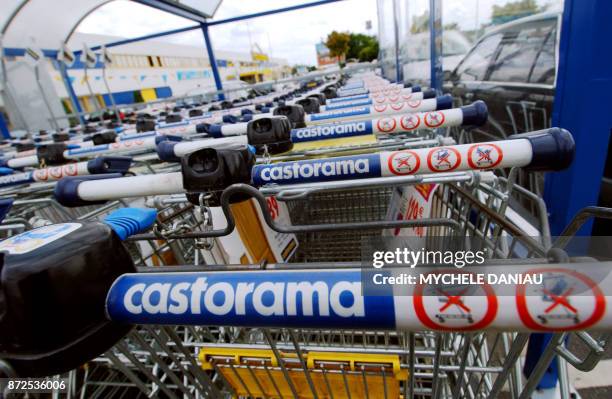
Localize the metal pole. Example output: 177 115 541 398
429 0 443 93
0 111 10 138
544 0 612 234
101 65 121 121
392 0 401 83
57 60 85 125
200 22 225 101
83 64 101 113
33 62 60 131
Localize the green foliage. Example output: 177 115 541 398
325 31 379 62
347 34 374 59
325 31 351 58
358 43 379 62
492 0 539 18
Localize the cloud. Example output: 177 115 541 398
76 0 379 65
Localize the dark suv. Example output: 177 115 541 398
446 12 560 141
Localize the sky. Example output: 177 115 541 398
76 0 562 66
76 0 379 66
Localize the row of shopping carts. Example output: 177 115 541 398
0 70 610 399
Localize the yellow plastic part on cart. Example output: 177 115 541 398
199 347 408 399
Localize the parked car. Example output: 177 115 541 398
402 30 472 86
445 12 561 141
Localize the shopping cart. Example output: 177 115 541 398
1 76 609 399
51 172 611 399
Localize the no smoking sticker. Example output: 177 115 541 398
388 150 420 175
414 270 498 331
516 268 606 331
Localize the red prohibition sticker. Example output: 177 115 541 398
408 100 422 108
414 270 498 331
49 166 63 179
374 104 387 113
390 102 405 111
34 169 48 181
374 96 386 104
427 147 461 172
516 268 606 331
64 164 78 176
467 143 503 169
388 96 400 103
387 150 420 175
424 111 446 128
400 114 421 131
377 117 397 133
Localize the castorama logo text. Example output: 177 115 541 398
251 154 381 185
291 121 372 143
106 271 396 329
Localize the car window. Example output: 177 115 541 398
529 24 556 85
454 33 503 81
487 19 556 83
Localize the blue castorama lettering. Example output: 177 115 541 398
291 121 372 143
156 120 189 129
251 154 381 186
328 94 369 104
67 144 110 156
106 271 396 328
0 171 34 187
325 99 372 110
119 132 156 141
309 106 371 121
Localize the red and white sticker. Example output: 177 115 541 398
374 104 388 113
388 150 420 175
427 147 461 172
390 102 405 111
467 143 503 169
408 100 422 108
377 117 397 133
401 93 413 101
374 96 386 104
414 270 498 331
400 114 421 131
34 164 78 181
516 268 606 331
424 111 446 128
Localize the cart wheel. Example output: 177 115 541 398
468 317 474 324
436 315 445 323
537 316 547 324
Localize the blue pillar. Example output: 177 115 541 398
200 22 225 101
0 112 10 138
429 0 443 93
544 0 612 235
57 60 85 125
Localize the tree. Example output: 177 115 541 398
492 0 538 20
347 33 379 62
325 31 351 59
